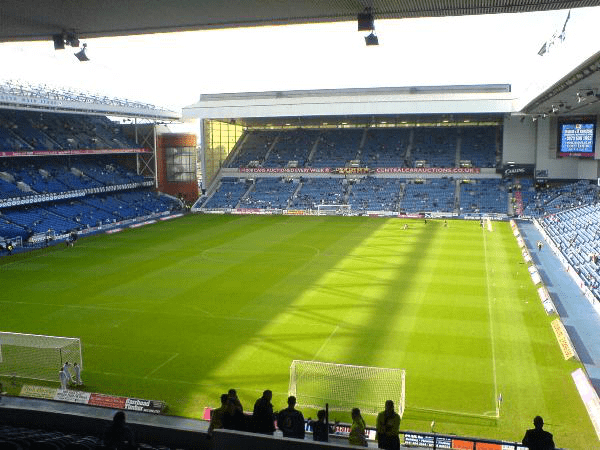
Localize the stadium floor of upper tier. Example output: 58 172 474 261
518 221 600 394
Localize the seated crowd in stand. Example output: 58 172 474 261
0 155 181 249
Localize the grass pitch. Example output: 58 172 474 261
1 214 596 447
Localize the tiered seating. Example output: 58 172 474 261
311 129 363 168
2 206 79 236
263 129 319 168
0 110 138 152
226 130 278 167
203 178 249 209
542 204 600 298
238 178 297 209
460 127 497 168
291 178 346 209
460 179 508 214
348 177 403 212
0 423 103 450
400 178 456 213
522 180 599 217
412 128 457 167
360 128 410 167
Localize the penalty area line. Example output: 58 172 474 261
145 353 179 379
312 325 339 361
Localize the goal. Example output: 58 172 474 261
0 332 82 382
316 204 351 216
289 360 406 417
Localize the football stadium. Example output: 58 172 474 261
2 1 600 449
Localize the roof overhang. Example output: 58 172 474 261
183 85 516 123
2 1 600 42
520 50 600 117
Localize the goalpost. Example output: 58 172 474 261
316 204 351 216
289 360 406 417
0 332 82 382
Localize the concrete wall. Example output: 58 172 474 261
503 114 600 180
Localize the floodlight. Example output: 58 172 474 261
551 105 559 113
537 42 547 56
358 8 374 31
74 43 90 62
365 32 379 46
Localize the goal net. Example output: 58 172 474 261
289 360 406 417
0 332 82 382
316 204 351 216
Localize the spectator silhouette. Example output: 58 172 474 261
102 411 136 450
208 393 228 437
227 388 243 413
309 409 333 442
222 398 246 432
522 416 555 449
277 395 305 439
376 400 400 449
252 389 276 435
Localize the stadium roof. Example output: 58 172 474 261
521 50 600 118
2 0 600 42
183 84 515 124
0 80 180 120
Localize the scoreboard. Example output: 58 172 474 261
558 119 596 158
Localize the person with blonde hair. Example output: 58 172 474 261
348 407 367 447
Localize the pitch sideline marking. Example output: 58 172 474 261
312 325 339 361
482 226 500 417
145 353 180 379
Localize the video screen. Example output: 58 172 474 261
558 120 596 158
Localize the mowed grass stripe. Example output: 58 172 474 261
1 215 597 447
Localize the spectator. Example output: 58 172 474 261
103 411 136 450
376 400 400 449
348 407 367 447
252 389 276 435
228 388 243 413
208 393 228 437
222 398 246 432
522 416 555 449
309 409 333 442
277 395 305 439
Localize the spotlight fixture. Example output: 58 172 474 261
74 43 90 62
365 31 379 46
551 105 559 113
357 8 374 31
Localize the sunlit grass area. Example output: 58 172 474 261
0 214 595 447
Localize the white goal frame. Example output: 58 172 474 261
0 331 82 382
289 360 406 417
316 204 351 216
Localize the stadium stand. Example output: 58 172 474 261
459 126 498 168
348 177 403 212
0 110 138 151
411 128 457 168
226 130 279 168
521 180 600 217
360 128 410 168
311 129 363 168
400 178 456 214
238 177 298 209
263 129 319 168
459 179 509 215
202 178 250 209
291 178 346 209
